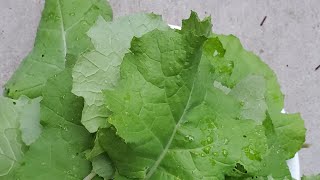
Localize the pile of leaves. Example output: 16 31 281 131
0 0 306 179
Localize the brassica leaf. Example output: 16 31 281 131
0 96 41 178
1 1 306 178
98 13 305 179
212 33 306 178
14 57 94 179
100 18 246 179
14 127 92 180
72 13 168 132
5 0 112 99
91 154 114 179
15 96 42 146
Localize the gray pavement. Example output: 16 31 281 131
0 0 319 175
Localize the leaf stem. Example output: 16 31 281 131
83 171 96 180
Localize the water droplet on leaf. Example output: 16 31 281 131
81 20 88 25
222 149 228 157
223 138 229 145
227 61 234 68
263 163 266 167
54 15 60 21
240 101 245 107
203 146 211 154
46 12 55 21
185 135 194 142
208 122 216 129
213 50 219 57
242 145 261 161
64 170 72 175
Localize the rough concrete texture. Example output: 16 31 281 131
0 0 319 175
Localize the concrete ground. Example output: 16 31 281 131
0 0 319 176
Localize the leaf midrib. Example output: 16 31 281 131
56 0 67 57
145 61 200 179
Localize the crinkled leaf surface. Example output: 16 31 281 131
5 0 112 99
256 112 305 179
72 13 168 132
211 33 306 178
99 13 305 179
14 58 93 179
180 11 212 37
100 22 260 179
211 34 283 115
0 96 41 178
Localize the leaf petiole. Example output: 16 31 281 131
83 171 96 180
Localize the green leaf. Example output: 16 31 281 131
15 58 93 179
256 112 305 179
40 56 84 128
99 13 305 179
72 13 168 132
211 34 284 115
229 75 267 123
0 96 41 178
5 0 112 99
84 135 115 179
181 11 212 37
91 154 114 179
211 33 306 178
85 137 105 160
15 127 92 180
0 97 24 178
100 23 264 178
267 113 305 159
15 96 42 146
